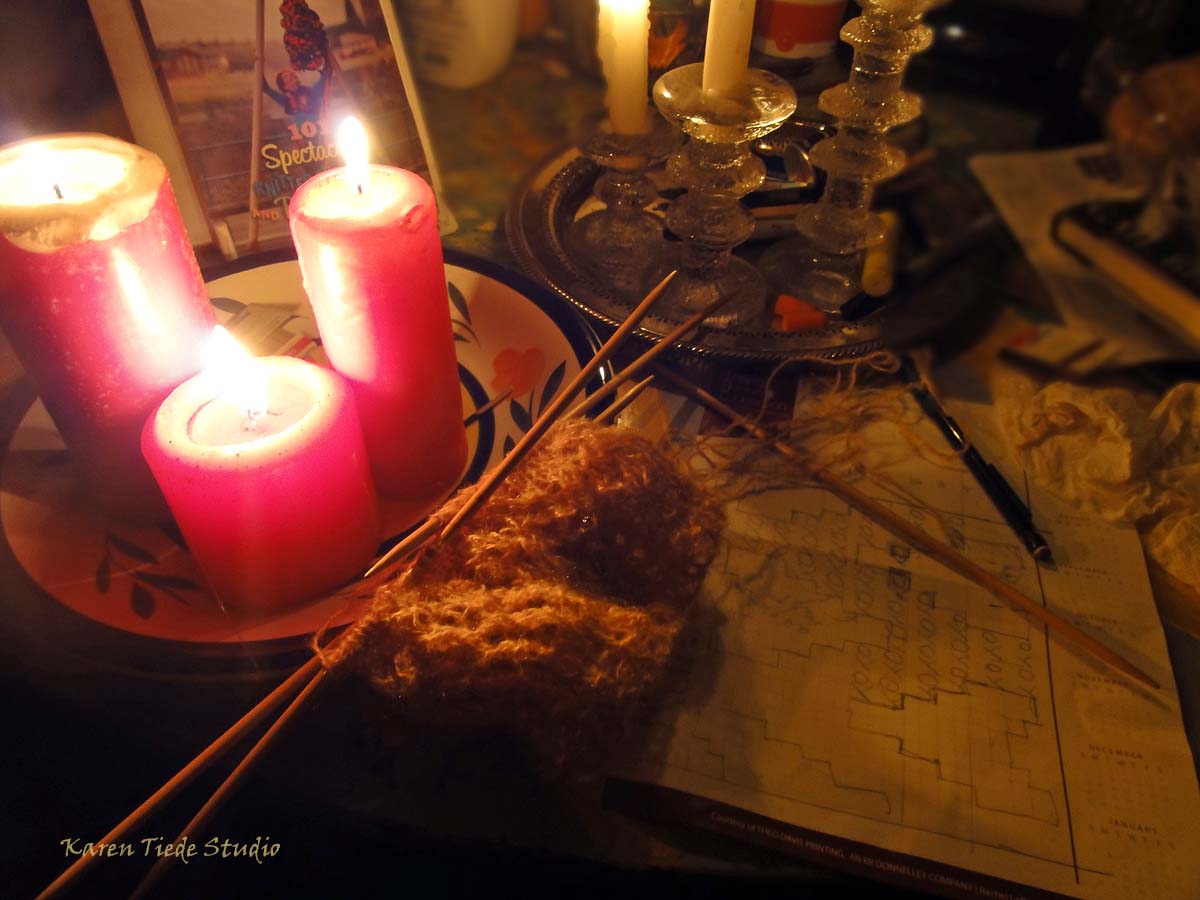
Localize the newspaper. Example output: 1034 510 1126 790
971 143 1193 368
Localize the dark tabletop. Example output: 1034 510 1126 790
5 10 1200 900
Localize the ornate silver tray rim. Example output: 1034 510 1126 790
505 145 968 363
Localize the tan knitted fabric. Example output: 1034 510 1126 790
324 419 725 762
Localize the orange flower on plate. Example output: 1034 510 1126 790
490 347 546 396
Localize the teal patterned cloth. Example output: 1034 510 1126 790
425 48 604 264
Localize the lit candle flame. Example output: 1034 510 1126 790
204 326 268 428
338 116 369 195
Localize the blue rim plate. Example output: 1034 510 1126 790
0 250 603 676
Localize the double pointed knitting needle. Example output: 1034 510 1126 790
39 282 745 897
365 285 736 580
128 280 742 895
463 388 513 426
33 643 336 900
566 292 733 421
657 367 1160 692
118 278 729 894
431 272 698 547
126 671 329 900
364 270 679 579
594 375 655 425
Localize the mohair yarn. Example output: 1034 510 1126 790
324 419 724 762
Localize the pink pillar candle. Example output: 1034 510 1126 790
142 355 380 616
0 134 215 519
289 164 467 502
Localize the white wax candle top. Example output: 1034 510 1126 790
188 379 312 449
0 133 165 251
294 165 428 223
0 148 128 206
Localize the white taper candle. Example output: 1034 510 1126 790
702 0 757 96
598 0 651 134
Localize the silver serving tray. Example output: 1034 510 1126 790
506 145 973 363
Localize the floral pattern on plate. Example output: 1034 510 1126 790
0 252 597 648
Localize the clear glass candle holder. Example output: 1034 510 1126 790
566 113 679 299
759 0 940 316
651 63 797 329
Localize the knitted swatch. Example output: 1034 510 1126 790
325 418 724 763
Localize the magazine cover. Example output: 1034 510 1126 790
128 0 451 256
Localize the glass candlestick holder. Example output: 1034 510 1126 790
759 0 940 316
566 113 679 299
650 63 797 328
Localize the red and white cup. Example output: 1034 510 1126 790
753 0 848 60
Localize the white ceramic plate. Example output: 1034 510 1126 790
0 251 599 664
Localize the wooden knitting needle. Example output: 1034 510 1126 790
463 387 513 426
38 280 736 898
364 269 678 578
127 671 329 900
566 293 733 421
119 373 673 894
33 648 332 900
362 514 443 581
432 271 691 547
365 281 740 581
657 367 1160 692
134 369 662 893
115 287 740 894
595 375 655 425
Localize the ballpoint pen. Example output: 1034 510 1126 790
900 356 1055 565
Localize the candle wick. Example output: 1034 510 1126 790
356 182 363 196
244 405 267 430
52 183 63 201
